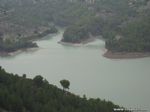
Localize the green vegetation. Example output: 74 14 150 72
63 0 136 43
48 26 58 34
31 26 58 40
106 12 150 52
0 66 120 112
62 0 150 53
60 79 70 91
0 0 150 53
0 0 89 52
0 0 92 28
0 25 58 53
62 16 102 43
0 38 37 52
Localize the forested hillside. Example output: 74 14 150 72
0 0 150 53
62 0 150 53
106 2 150 52
0 66 119 112
0 0 91 53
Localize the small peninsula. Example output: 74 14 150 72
0 26 58 56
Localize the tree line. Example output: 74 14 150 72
62 0 150 53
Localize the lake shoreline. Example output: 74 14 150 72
0 47 39 57
103 50 150 59
59 38 150 59
58 37 96 46
0 29 59 57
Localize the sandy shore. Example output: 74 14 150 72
103 50 150 59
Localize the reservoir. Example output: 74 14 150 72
0 31 150 111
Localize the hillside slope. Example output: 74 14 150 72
62 0 150 53
0 0 150 54
0 66 119 112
